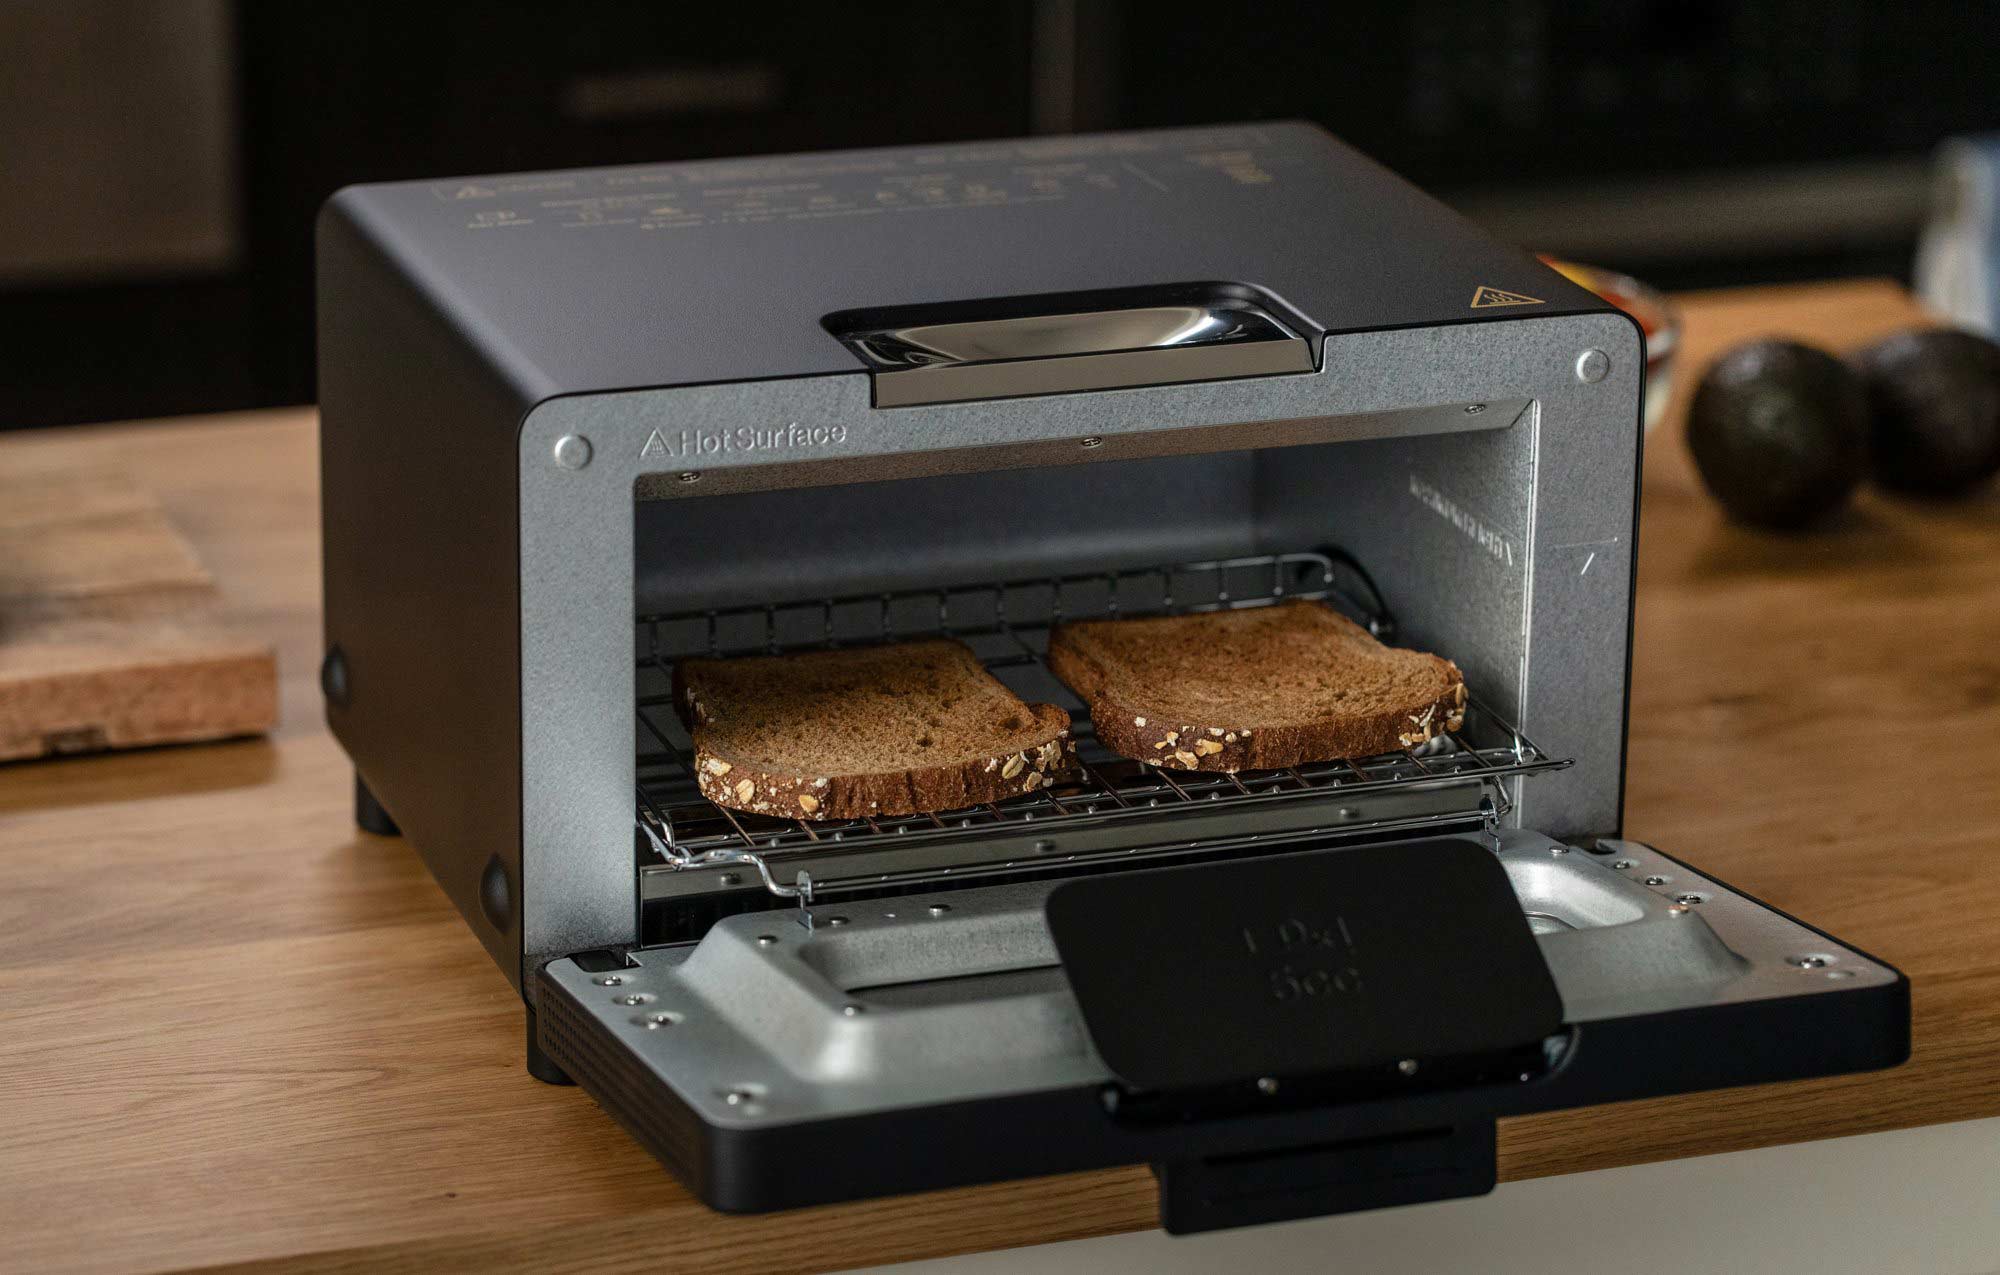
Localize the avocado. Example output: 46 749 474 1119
1854 327 2000 496
1686 339 1869 529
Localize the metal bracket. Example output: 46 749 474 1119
637 808 815 909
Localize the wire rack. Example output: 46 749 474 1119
634 550 1568 898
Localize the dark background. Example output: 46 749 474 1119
4 0 1996 430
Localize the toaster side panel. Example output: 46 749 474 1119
317 193 538 991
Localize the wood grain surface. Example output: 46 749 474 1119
1 282 1996 1275
0 459 276 760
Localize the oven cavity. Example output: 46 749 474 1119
634 547 1570 942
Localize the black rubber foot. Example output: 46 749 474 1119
354 772 401 836
526 1006 574 1085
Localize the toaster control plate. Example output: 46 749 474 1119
1046 840 1563 1098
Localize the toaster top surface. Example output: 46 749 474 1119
320 121 1611 399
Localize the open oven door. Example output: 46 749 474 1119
535 831 1908 1233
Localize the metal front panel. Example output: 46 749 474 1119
516 310 1641 967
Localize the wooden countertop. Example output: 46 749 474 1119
3 280 1995 1274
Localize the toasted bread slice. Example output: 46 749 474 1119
1047 600 1466 772
673 639 1075 820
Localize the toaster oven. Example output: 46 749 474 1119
317 122 1908 1234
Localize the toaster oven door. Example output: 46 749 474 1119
535 828 1907 1234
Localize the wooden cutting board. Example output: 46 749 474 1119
0 458 277 761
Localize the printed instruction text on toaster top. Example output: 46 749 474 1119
640 422 849 460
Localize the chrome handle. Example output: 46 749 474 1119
831 291 1315 407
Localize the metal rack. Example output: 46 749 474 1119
634 550 1569 901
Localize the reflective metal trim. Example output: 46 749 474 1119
839 300 1314 407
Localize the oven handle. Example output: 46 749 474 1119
825 281 1317 408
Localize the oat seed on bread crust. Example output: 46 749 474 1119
1046 600 1466 772
673 639 1076 820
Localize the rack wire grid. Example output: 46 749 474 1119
634 550 1568 888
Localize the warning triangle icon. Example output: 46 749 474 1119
1470 285 1544 309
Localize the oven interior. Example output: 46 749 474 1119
630 430 1549 943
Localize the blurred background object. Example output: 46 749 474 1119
1915 134 2000 336
3 0 1999 429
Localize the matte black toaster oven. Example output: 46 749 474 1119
317 122 1908 1234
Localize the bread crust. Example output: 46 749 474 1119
673 642 1076 821
1047 601 1466 773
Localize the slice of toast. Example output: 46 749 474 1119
1047 600 1466 772
673 639 1075 820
